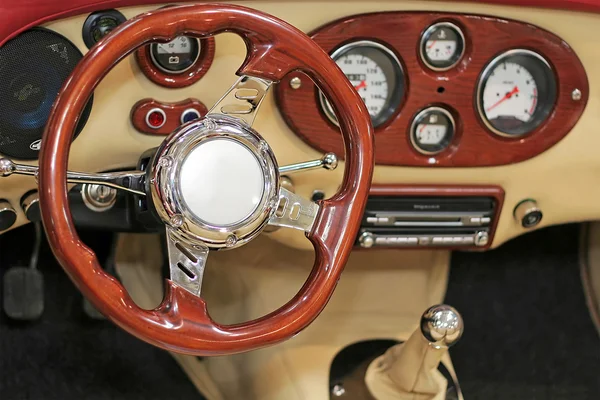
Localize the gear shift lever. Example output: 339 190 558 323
365 305 464 400
420 304 463 347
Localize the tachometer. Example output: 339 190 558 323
319 40 405 128
150 36 201 74
477 49 556 137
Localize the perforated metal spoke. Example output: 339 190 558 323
206 75 272 127
267 187 320 232
166 227 209 297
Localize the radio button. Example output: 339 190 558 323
366 217 378 223
375 237 388 245
407 237 419 245
442 237 453 243
378 217 390 224
432 237 443 244
463 236 474 244
481 217 491 224
419 237 431 245
470 217 481 224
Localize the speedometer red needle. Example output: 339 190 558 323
486 86 519 112
354 80 367 90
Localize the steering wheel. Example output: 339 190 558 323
39 4 374 356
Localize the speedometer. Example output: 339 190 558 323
319 40 405 128
477 49 557 137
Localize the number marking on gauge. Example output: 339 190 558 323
319 40 405 128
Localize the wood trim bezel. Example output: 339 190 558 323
130 98 208 135
135 37 215 88
275 12 589 167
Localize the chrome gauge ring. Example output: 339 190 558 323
148 115 280 249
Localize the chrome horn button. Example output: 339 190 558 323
149 115 279 249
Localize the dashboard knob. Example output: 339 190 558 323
0 200 17 231
514 199 542 228
21 191 41 222
474 231 489 247
359 232 375 248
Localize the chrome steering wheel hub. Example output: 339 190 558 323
149 115 280 249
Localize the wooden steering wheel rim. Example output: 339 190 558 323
39 4 374 356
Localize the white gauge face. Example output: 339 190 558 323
319 41 404 128
334 53 388 117
482 62 538 124
415 123 447 145
420 23 465 70
156 36 194 54
425 40 458 62
410 107 455 155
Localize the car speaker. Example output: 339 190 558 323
0 28 93 160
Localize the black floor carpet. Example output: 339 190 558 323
0 225 202 400
446 224 600 400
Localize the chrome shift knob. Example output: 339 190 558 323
420 304 463 347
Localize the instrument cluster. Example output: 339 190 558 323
275 12 588 167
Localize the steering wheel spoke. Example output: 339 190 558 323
206 75 272 127
268 187 320 232
166 227 209 297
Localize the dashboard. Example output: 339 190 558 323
0 0 599 252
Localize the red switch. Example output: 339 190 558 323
146 108 166 129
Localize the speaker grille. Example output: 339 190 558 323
0 29 93 159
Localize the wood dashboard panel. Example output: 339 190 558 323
275 12 589 167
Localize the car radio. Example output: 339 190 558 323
356 186 503 249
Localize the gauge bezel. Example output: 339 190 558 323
476 49 557 138
149 36 202 75
409 106 456 155
318 40 405 128
419 22 466 72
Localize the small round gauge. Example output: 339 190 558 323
319 40 405 128
410 107 455 155
82 10 127 49
420 22 465 71
477 49 557 137
150 36 201 74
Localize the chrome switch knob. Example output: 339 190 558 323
359 232 375 248
21 191 41 222
420 304 464 347
0 200 17 231
514 199 542 228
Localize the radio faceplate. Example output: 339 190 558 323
357 186 504 250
